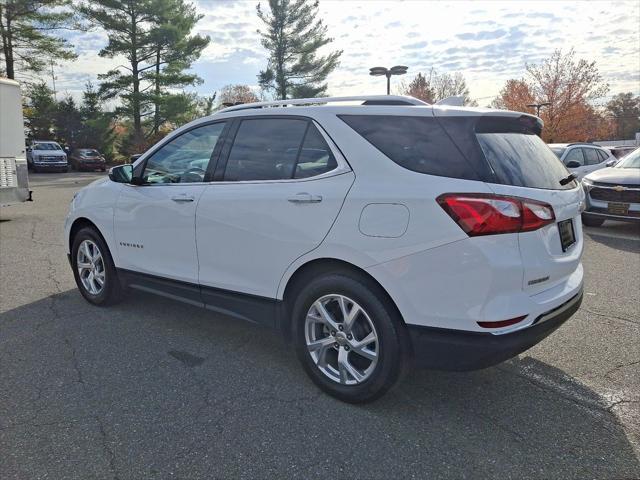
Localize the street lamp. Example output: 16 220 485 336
527 102 551 117
369 65 408 95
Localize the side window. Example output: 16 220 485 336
143 122 225 184
584 148 600 166
223 118 308 181
564 148 584 166
339 115 478 180
596 149 609 162
294 125 338 179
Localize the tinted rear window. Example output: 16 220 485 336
339 115 481 180
476 133 574 190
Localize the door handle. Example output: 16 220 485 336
287 192 322 204
171 194 195 203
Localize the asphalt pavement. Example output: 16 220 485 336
1 172 639 479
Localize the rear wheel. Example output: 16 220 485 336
582 214 605 227
292 273 408 403
71 227 124 306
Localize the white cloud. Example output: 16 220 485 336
31 0 640 103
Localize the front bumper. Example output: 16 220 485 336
407 289 583 371
34 162 67 170
78 161 106 168
583 208 640 223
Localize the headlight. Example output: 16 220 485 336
582 178 594 191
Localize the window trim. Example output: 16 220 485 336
212 114 350 184
132 120 231 186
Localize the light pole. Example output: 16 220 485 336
527 102 551 117
369 65 408 95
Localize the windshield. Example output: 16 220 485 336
616 148 640 168
550 147 566 158
33 143 61 151
80 149 99 156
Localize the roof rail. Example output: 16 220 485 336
219 95 428 113
567 142 594 147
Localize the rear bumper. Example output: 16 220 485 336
407 289 583 371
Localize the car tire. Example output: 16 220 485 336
291 272 409 403
582 214 605 227
71 227 124 306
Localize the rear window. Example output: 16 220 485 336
470 115 575 190
476 133 575 190
339 115 481 180
550 147 565 158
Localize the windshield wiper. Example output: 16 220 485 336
559 173 577 186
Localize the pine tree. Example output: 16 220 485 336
23 82 57 140
0 0 80 79
78 82 117 159
146 0 209 134
80 0 208 141
257 0 342 99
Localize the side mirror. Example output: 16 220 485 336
606 159 617 167
108 164 134 183
566 160 581 168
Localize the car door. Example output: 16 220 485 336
563 147 589 179
196 116 355 306
114 121 227 289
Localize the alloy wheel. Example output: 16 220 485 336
77 239 105 295
304 294 379 385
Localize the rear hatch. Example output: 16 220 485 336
435 112 584 295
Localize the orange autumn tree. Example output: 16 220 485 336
493 50 612 142
492 79 535 113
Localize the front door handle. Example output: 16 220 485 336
171 194 195 203
287 192 323 204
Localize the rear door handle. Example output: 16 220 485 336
287 192 322 204
171 194 195 203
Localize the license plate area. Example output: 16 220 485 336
558 219 576 252
608 202 630 215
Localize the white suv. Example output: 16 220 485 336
65 95 585 402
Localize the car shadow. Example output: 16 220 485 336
1 289 638 479
584 228 640 254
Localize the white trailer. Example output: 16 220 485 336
0 78 31 207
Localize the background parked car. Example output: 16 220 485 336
582 148 640 227
26 140 68 172
549 143 617 180
70 148 107 171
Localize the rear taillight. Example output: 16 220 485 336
437 193 555 236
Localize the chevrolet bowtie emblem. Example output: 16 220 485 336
613 185 626 192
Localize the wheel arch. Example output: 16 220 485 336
68 217 109 254
278 257 406 340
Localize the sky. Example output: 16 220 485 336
50 0 640 106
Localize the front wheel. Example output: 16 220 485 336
71 227 124 306
291 273 408 403
582 214 605 227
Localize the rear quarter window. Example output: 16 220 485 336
339 115 482 181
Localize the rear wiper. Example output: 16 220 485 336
559 173 577 186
